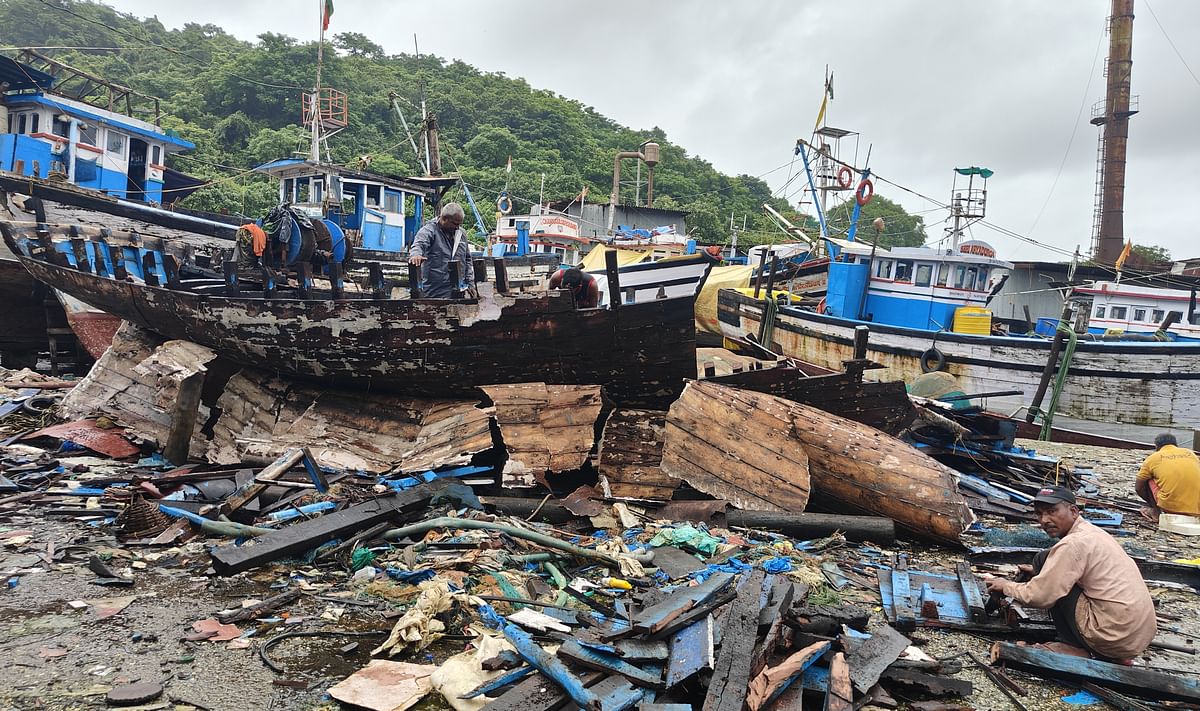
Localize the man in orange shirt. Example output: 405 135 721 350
984 486 1155 663
1136 433 1200 522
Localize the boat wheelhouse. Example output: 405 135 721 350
1075 280 1200 340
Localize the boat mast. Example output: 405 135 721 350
1091 0 1137 266
310 0 325 164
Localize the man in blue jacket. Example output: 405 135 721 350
408 203 472 298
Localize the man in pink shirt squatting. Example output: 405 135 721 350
983 485 1156 663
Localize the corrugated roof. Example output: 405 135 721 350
0 56 54 91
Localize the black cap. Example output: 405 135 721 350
1032 485 1076 506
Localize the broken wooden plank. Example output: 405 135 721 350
991 641 1200 703
1079 682 1155 711
752 576 797 677
825 652 852 711
846 625 910 693
890 557 916 632
222 448 306 514
664 616 714 688
745 640 831 711
956 562 986 623
702 569 767 711
650 545 706 580
596 409 675 500
633 572 734 636
662 383 811 512
557 640 664 690
210 481 447 576
479 671 604 711
614 639 668 661
483 383 603 487
880 668 972 698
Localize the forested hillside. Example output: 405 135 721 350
2 0 926 246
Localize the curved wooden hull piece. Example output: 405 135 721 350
666 380 972 545
718 289 1200 429
662 381 811 512
5 230 696 408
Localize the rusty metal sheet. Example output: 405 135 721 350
27 419 140 458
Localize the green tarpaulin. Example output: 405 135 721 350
954 166 994 178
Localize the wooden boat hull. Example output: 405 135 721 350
2 223 697 407
0 257 50 364
719 289 1200 430
664 380 972 544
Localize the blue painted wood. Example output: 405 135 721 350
664 615 713 687
994 642 1200 703
633 572 734 635
759 641 831 709
890 562 915 631
557 639 664 690
480 606 600 710
459 665 535 699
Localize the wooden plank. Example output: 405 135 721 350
891 557 915 632
557 640 664 689
991 641 1200 703
162 371 204 465
222 448 305 514
825 652 852 711
752 575 796 677
956 562 986 623
664 615 714 688
634 572 734 636
880 668 972 697
702 569 767 711
209 481 446 576
662 383 811 512
846 625 910 693
597 409 675 501
480 671 605 711
614 639 668 661
483 382 603 487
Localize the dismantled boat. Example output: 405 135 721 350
0 221 699 408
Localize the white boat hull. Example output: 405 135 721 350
718 290 1200 429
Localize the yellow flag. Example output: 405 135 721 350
813 94 828 133
1115 240 1133 271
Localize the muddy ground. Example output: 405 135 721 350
0 439 1196 711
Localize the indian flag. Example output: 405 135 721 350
322 0 334 31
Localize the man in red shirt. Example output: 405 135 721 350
548 267 600 308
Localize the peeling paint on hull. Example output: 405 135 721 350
16 255 697 408
718 289 1200 429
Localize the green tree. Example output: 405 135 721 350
1131 244 1171 263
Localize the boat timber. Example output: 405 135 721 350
664 380 973 545
718 289 1200 430
1 222 698 407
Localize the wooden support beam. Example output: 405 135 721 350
162 371 204 466
223 260 239 295
221 448 306 514
107 242 128 280
329 262 344 300
69 236 92 272
473 257 488 283
210 481 447 576
957 562 985 623
493 257 509 293
408 261 423 298
368 262 386 299
991 641 1200 704
702 569 767 711
162 253 182 289
141 252 160 286
604 248 621 310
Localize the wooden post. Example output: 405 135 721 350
473 257 488 283
105 242 127 281
368 262 386 299
1026 301 1073 423
69 236 92 273
162 254 182 289
604 249 621 310
853 325 870 360
449 261 462 299
752 249 768 298
493 258 509 293
162 371 204 466
1022 305 1034 334
763 255 779 295
141 252 160 287
408 262 423 298
223 260 239 295
329 262 344 299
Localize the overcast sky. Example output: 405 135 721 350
99 0 1200 262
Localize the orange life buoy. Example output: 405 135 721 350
856 178 874 206
837 166 854 189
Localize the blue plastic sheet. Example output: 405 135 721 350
761 557 793 574
1061 690 1102 705
385 568 437 585
690 557 751 582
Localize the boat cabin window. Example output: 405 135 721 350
282 178 295 202
384 190 401 213
914 263 933 287
875 259 893 279
365 185 381 207
1133 308 1147 322
29 113 39 134
1110 306 1128 320
976 267 990 290
106 131 125 157
297 179 310 203
52 117 70 138
965 267 978 291
954 265 967 289
1152 309 1165 323
313 178 325 204
16 113 26 134
935 264 949 287
78 124 97 146
151 145 161 164
894 260 913 283
1094 306 1106 319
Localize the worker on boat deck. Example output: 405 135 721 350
1135 433 1200 523
548 266 599 308
982 486 1155 663
408 203 473 298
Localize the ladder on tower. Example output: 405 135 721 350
1089 128 1106 258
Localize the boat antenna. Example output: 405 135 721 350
415 34 432 176
310 0 326 163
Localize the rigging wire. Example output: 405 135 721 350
1143 0 1200 92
